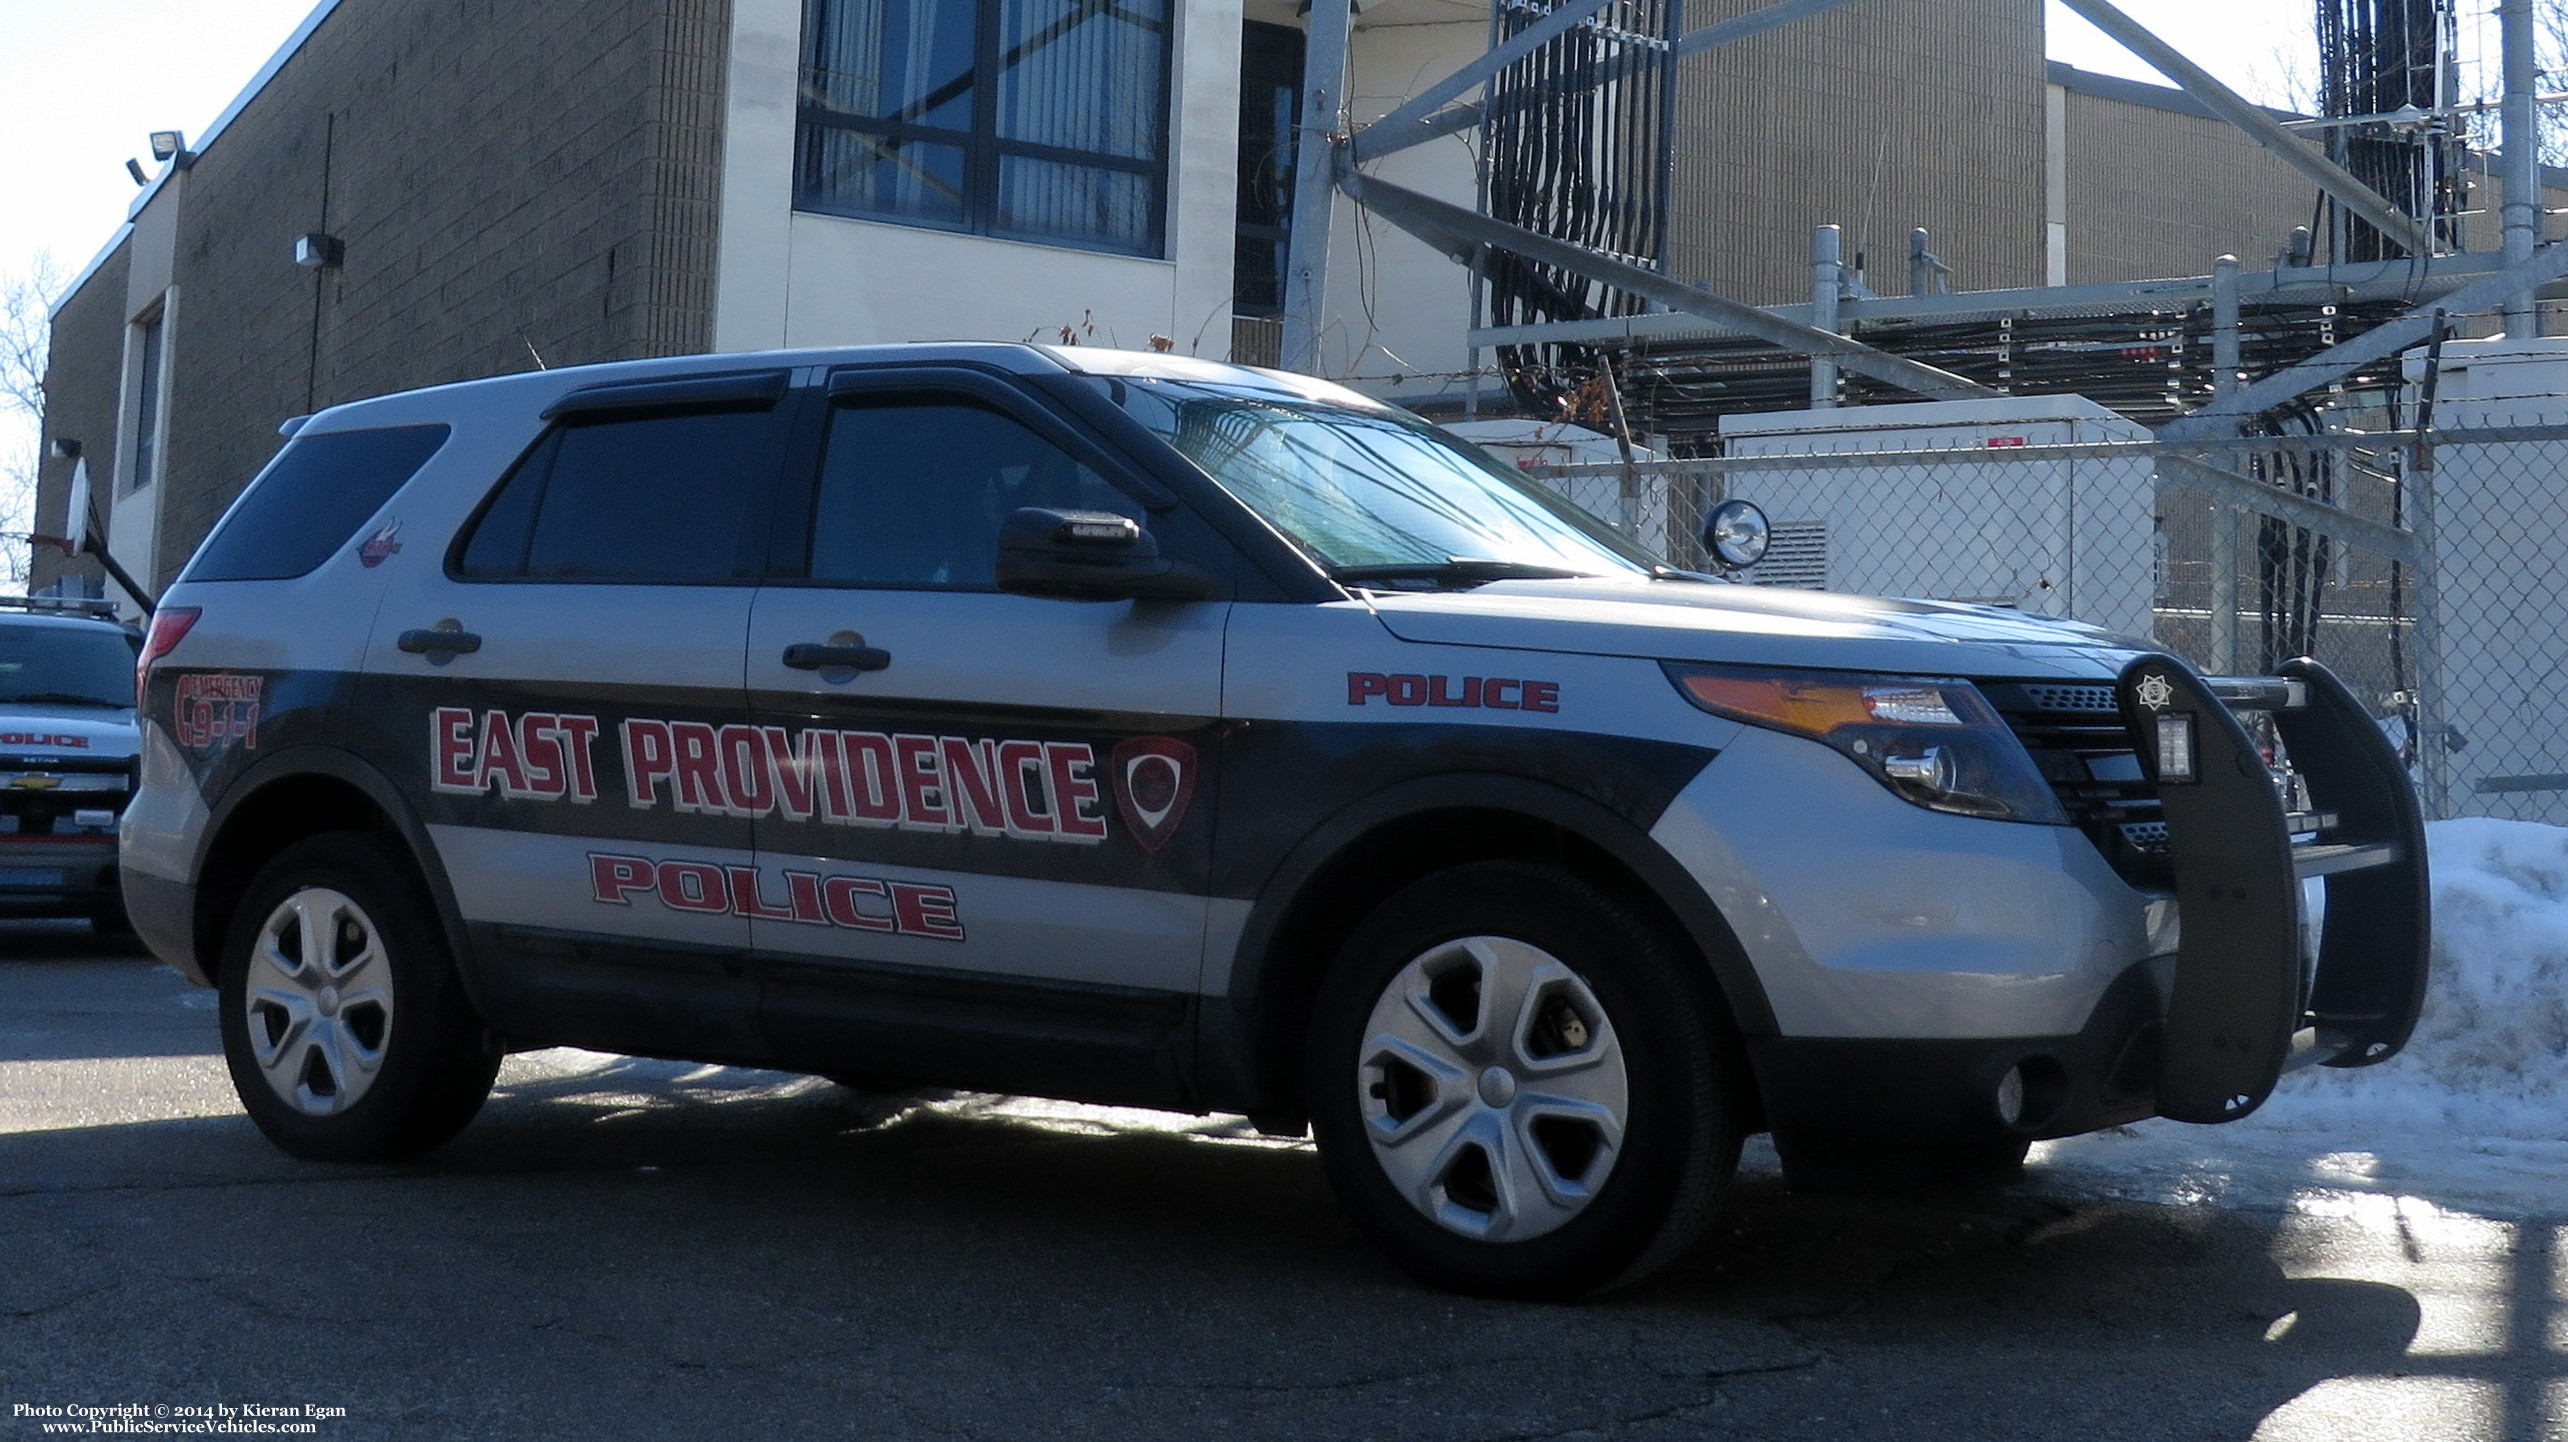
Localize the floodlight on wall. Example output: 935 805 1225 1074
48 438 81 462
294 233 345 270
149 130 186 161
124 158 149 187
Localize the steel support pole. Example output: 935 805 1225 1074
1349 0 1617 164
2161 239 2568 437
1337 168 1997 400
1281 0 1353 376
2502 0 2541 336
1811 225 1843 407
2057 0 2432 258
2211 254 2241 399
2208 499 2241 673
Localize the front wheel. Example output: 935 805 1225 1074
1306 861 1749 1298
217 833 501 1161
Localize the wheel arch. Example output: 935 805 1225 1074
192 748 479 1011
1202 772 1776 1123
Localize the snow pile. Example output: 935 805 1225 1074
2255 817 2568 1139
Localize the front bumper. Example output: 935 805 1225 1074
0 835 122 916
1652 655 2427 1150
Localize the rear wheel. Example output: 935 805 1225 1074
1307 861 1748 1298
217 833 500 1161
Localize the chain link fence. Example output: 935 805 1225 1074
1522 422 2568 825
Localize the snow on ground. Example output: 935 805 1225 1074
2037 817 2568 1220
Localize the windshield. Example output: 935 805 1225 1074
0 624 137 709
1085 375 1658 581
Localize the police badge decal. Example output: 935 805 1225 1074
1110 735 1197 852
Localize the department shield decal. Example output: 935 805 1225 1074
1111 735 1197 852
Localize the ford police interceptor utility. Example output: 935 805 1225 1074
1 599 140 929
120 345 2427 1298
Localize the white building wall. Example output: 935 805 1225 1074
714 0 1244 358
715 0 1485 388
1314 4 1485 390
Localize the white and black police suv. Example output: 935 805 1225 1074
122 345 2427 1297
2 597 140 930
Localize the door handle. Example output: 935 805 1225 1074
398 627 483 656
782 642 891 672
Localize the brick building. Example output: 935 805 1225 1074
32 0 2379 610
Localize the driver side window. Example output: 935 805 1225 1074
810 397 1142 588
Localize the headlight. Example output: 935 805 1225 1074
1665 663 2067 824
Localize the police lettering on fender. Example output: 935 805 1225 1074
1346 671 1560 712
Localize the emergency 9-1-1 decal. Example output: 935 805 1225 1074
432 706 1163 847
588 851 965 940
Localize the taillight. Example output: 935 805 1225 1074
136 606 201 709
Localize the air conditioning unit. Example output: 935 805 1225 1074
1717 396 2157 639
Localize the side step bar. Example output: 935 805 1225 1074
2117 656 2431 1124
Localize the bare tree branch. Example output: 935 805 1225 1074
0 256 66 590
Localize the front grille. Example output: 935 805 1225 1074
1979 680 2170 888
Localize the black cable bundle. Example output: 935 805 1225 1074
1483 0 1680 415
2314 0 2461 259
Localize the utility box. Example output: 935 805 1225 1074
1718 396 2157 639
2406 337 2568 822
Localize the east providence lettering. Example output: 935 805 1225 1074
429 708 1109 843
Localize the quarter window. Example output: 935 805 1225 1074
807 397 1139 589
190 425 451 582
457 407 786 583
795 0 1172 257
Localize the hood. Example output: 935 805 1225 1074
0 704 142 761
1362 577 2154 680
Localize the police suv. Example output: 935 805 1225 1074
2 598 140 929
122 345 2427 1297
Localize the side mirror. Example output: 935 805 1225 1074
995 507 1216 602
1700 498 1771 573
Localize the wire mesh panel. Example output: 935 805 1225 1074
1521 422 2568 822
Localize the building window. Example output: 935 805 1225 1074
1230 21 1302 366
796 0 1173 258
125 308 165 495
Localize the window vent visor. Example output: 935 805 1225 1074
542 370 791 421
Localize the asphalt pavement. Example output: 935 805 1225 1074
1 920 2558 1441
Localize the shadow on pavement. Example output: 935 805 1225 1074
2 1052 2517 1442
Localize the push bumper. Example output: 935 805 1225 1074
2119 655 2430 1123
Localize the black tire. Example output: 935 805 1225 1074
1306 860 1749 1299
217 833 501 1162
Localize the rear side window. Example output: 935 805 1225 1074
456 406 785 582
188 425 451 582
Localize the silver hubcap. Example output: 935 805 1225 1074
1356 936 1628 1241
242 886 396 1116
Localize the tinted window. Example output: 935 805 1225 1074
0 623 137 710
188 425 451 582
458 407 784 582
809 399 1139 588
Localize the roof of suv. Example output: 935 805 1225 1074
0 607 133 638
294 343 1386 436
